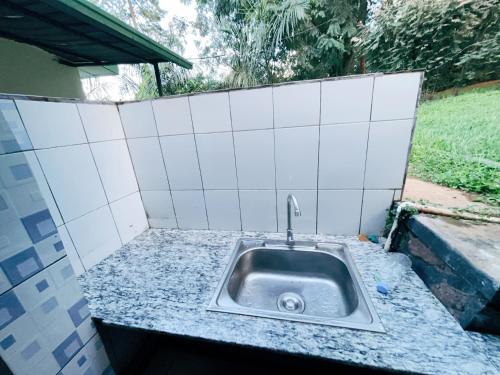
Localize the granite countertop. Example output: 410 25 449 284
78 229 499 374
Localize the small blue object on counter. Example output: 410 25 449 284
376 281 390 295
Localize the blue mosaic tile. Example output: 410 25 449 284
52 331 83 368
0 291 25 329
41 297 58 314
36 279 49 292
0 247 44 285
0 335 15 350
0 140 20 154
60 264 74 280
9 163 32 180
21 209 57 244
54 241 65 252
68 298 90 327
0 100 32 155
21 340 41 360
77 355 87 367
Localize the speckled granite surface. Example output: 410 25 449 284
78 229 497 374
468 332 500 372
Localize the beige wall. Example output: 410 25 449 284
0 38 85 99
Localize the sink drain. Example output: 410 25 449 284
277 292 305 313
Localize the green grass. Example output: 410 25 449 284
410 84 500 206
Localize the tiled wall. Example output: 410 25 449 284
0 100 112 374
12 100 148 275
0 71 421 373
121 72 422 235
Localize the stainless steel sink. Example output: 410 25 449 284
208 239 385 333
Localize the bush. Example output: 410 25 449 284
359 0 500 91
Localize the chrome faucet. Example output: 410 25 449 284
286 194 301 245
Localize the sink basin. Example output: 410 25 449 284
208 239 385 333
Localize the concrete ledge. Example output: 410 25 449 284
399 214 500 334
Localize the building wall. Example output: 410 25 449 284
0 38 85 100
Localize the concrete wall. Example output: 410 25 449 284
0 38 85 100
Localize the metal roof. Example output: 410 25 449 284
0 0 192 69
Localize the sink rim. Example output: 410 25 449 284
207 238 385 333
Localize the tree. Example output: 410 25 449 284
89 0 196 98
358 0 500 91
193 0 370 87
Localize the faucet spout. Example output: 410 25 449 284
286 194 301 246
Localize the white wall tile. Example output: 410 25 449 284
321 77 373 124
196 132 237 189
118 101 157 138
371 72 422 121
360 190 394 235
36 145 107 222
394 189 402 201
229 87 273 131
317 190 362 235
274 82 320 128
318 123 369 189
23 151 63 227
110 192 148 244
16 100 86 148
140 190 177 228
190 93 231 133
66 206 121 270
275 126 319 189
127 137 169 190
277 190 316 234
233 129 275 189
152 96 192 136
171 190 207 229
77 103 124 142
57 225 84 275
239 190 276 232
160 134 202 190
90 140 138 202
205 190 241 230
364 119 413 189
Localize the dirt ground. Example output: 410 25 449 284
403 177 494 214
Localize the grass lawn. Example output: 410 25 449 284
409 83 500 206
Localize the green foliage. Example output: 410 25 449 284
194 0 369 87
136 64 224 98
358 0 500 91
410 84 500 205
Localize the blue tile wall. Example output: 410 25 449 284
0 112 113 375
0 100 32 156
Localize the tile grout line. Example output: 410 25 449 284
78 106 125 250
31 147 86 271
227 92 243 231
17 99 89 271
359 77 377 234
75 105 125 246
0 253 71 296
272 86 279 233
1 115 416 155
315 83 322 234
149 100 180 229
187 96 210 230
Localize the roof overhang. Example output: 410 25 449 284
0 0 192 69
